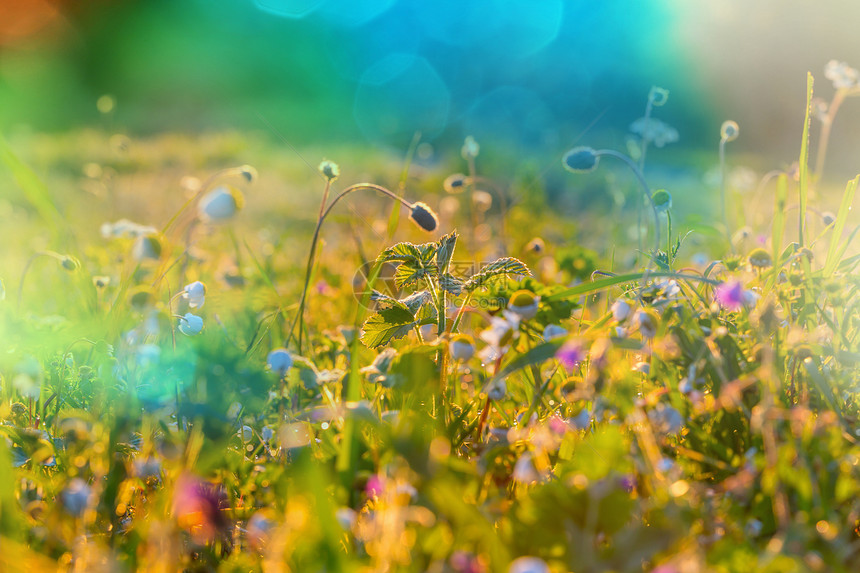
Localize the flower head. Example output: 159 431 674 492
651 189 672 212
198 185 244 222
450 334 475 361
182 280 206 309
267 348 293 376
556 338 586 370
178 312 203 336
443 173 467 194
825 60 859 90
62 478 92 517
714 280 745 311
507 289 539 320
611 299 631 322
509 556 550 573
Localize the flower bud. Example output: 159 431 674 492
562 147 599 173
651 189 672 212
182 281 207 309
409 202 439 232
198 185 244 222
507 289 539 320
318 160 340 181
178 312 203 336
748 247 772 269
449 334 475 361
443 173 467 194
461 136 480 159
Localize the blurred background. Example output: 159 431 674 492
1 0 860 179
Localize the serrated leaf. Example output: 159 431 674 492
440 273 464 296
395 262 433 289
465 257 530 292
377 242 435 265
436 230 459 274
360 307 417 348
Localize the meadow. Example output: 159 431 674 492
2 64 860 573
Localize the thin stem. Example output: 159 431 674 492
293 183 414 353
719 137 732 253
594 150 661 256
814 90 847 179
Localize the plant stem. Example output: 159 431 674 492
594 150 661 257
719 137 732 253
293 183 414 353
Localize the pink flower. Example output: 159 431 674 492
715 280 744 311
556 339 586 370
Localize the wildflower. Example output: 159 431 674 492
443 173 467 194
512 452 541 484
507 289 539 320
173 474 229 544
450 334 475 361
267 348 293 376
62 478 91 517
487 379 507 401
715 280 745 311
824 60 859 90
92 275 110 288
630 117 679 147
648 403 684 434
633 309 659 339
60 255 80 271
409 202 439 232
182 280 206 309
247 511 275 551
649 86 669 106
261 426 274 443
720 120 739 142
100 218 157 239
651 189 672 212
556 338 586 370
177 312 203 336
472 190 493 212
318 159 339 181
198 185 244 222
562 146 599 172
509 556 550 573
479 311 520 359
633 361 650 374
748 247 772 269
239 425 254 442
571 409 591 430
542 324 567 340
611 299 631 322
131 234 162 261
461 135 480 159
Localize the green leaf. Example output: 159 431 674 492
824 175 859 276
436 230 459 275
377 241 435 265
482 340 564 391
464 257 530 292
439 273 464 296
798 72 813 246
394 261 433 289
360 306 417 348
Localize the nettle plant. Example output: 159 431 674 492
360 230 529 349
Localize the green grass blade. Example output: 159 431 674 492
798 72 813 247
0 133 64 242
544 272 719 302
824 175 859 276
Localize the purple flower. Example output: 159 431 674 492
556 339 586 370
715 280 745 311
365 474 386 498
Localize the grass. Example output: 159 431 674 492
2 69 860 573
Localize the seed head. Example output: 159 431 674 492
507 289 539 320
409 202 439 232
449 334 475 361
239 165 258 184
562 147 599 173
61 255 80 271
649 86 669 106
